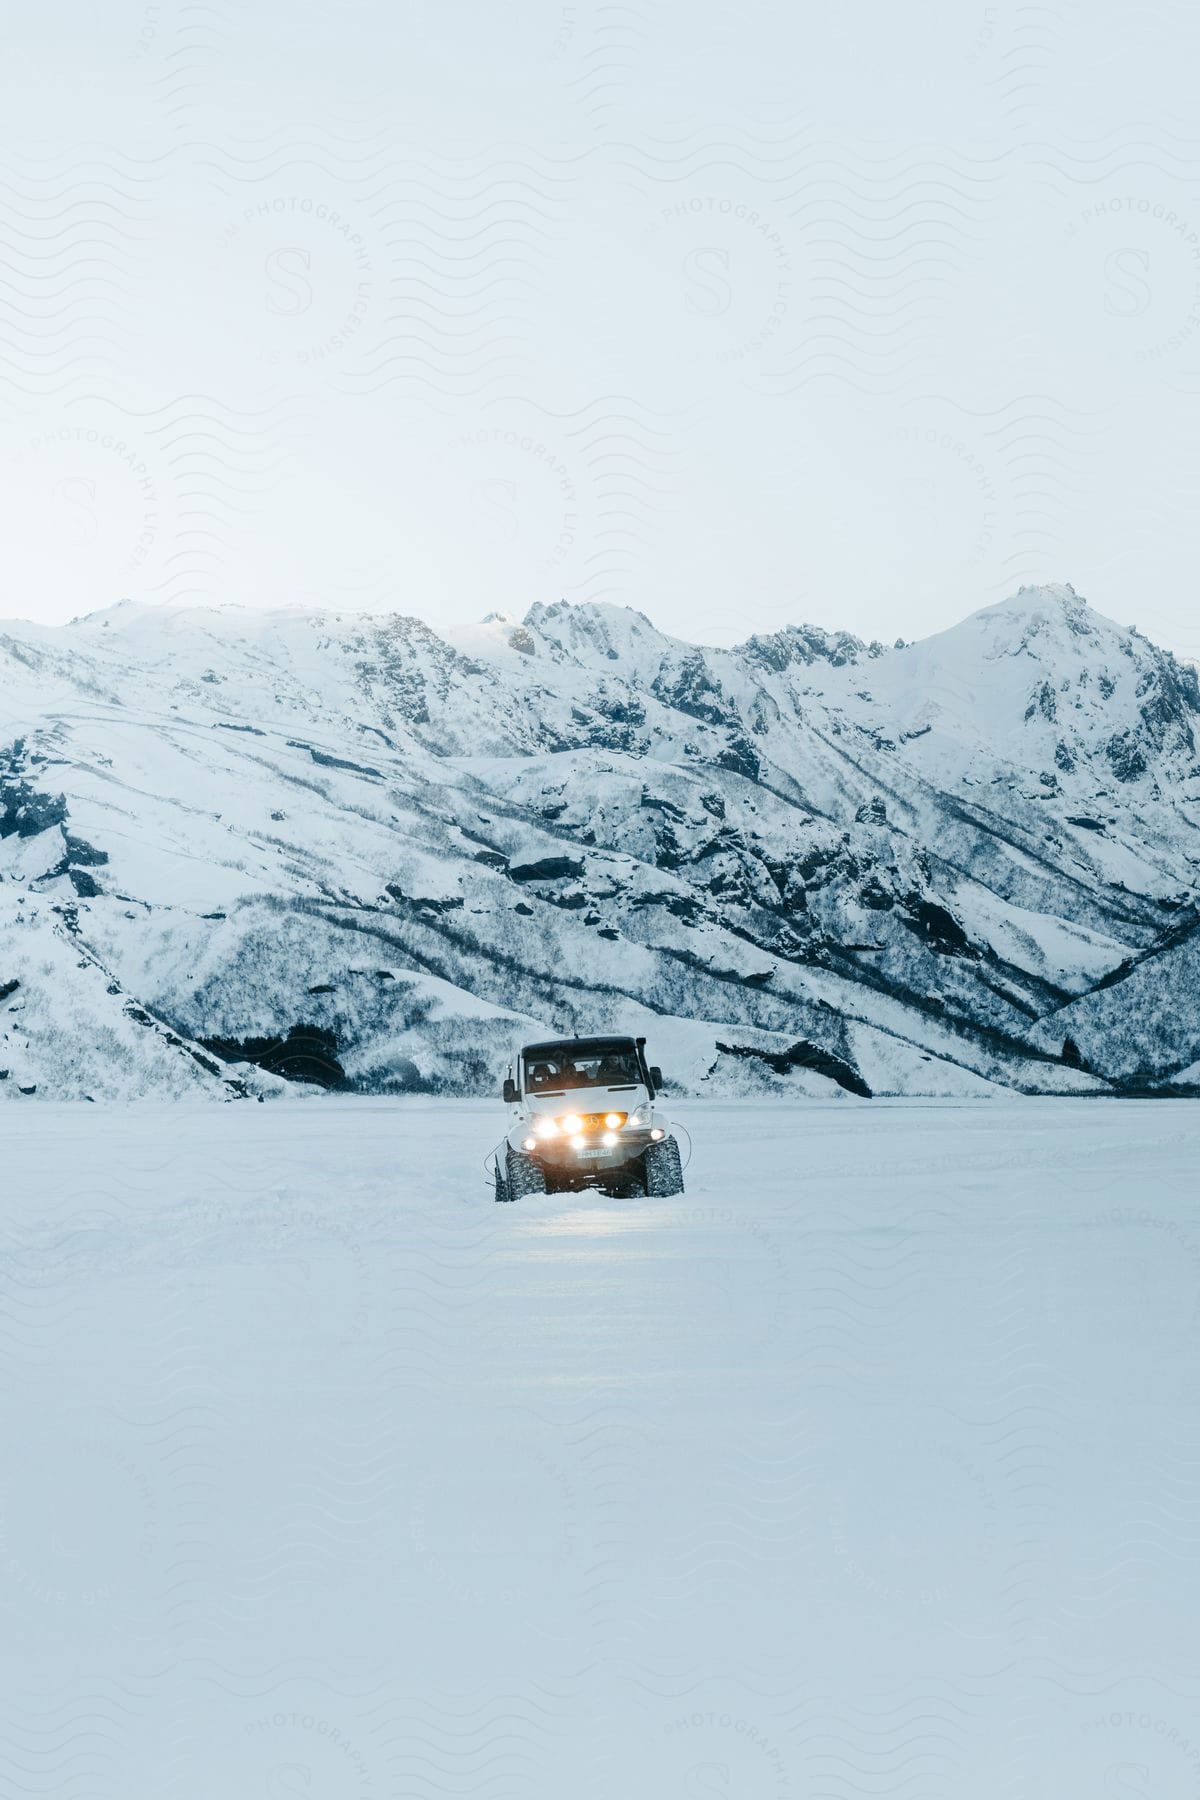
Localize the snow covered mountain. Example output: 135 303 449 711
2 581 1198 1100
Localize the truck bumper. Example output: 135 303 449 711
511 1131 659 1181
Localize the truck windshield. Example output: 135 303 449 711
523 1048 642 1092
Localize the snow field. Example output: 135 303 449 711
1 1099 1198 1795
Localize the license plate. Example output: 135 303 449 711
575 1146 607 1159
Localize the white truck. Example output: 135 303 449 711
494 1034 685 1201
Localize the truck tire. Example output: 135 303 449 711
643 1135 684 1197
494 1159 511 1203
506 1145 547 1199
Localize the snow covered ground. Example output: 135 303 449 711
3 1098 1199 1797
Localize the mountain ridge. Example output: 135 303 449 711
2 582 1198 1100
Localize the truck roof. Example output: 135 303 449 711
520 1035 638 1057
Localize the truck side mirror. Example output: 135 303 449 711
649 1066 663 1093
502 1077 518 1104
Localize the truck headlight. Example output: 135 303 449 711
626 1103 652 1128
559 1113 582 1134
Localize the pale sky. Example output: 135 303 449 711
3 1 1200 653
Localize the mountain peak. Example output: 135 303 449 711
524 598 670 665
996 581 1080 608
972 582 1111 644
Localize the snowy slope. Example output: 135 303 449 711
1 582 1197 1099
1029 912 1200 1086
